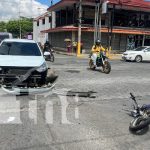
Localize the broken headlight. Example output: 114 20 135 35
36 62 48 73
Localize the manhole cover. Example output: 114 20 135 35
65 70 80 73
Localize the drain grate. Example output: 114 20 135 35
66 91 96 98
65 70 80 73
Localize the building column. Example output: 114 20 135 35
142 35 145 46
72 31 76 42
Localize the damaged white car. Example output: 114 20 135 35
0 39 57 95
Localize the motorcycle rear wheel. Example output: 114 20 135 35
129 116 150 132
50 54 55 62
102 61 111 74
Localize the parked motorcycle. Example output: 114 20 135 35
125 93 150 132
44 49 55 62
89 52 111 74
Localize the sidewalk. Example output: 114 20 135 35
54 48 122 60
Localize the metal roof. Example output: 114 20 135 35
47 0 150 12
41 26 150 35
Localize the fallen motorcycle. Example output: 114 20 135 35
125 93 150 132
44 49 55 62
89 52 111 74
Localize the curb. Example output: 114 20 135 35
55 51 76 56
109 54 122 60
55 50 122 60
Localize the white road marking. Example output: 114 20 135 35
7 117 15 123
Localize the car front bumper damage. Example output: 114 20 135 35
0 67 58 95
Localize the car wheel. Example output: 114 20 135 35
135 55 142 63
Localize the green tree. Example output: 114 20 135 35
0 22 7 32
6 20 20 37
0 18 33 38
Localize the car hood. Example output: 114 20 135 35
0 55 45 67
124 50 142 54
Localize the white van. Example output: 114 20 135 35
0 32 13 43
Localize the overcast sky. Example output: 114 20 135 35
0 0 53 21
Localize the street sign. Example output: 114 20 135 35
102 1 108 14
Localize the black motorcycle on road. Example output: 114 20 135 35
125 93 150 132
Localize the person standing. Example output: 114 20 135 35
67 41 72 53
72 41 77 53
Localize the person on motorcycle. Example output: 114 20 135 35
91 39 105 67
43 41 52 53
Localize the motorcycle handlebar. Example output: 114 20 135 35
130 93 139 108
130 93 135 99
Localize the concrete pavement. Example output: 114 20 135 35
0 54 150 150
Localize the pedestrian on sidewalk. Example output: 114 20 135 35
67 41 72 53
72 41 77 53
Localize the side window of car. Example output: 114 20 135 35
146 48 150 52
0 42 9 55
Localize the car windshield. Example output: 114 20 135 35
134 47 146 51
0 42 41 56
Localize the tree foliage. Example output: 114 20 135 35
0 22 7 32
0 18 33 38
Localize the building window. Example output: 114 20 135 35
37 21 39 26
49 16 52 23
42 19 45 25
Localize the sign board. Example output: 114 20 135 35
102 1 108 14
27 34 32 40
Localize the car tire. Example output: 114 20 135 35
135 55 142 63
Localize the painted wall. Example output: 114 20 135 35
33 12 56 46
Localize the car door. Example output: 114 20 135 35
143 47 150 61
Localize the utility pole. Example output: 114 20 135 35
19 17 22 39
19 0 22 39
51 0 53 6
108 4 115 51
48 0 53 43
94 0 101 43
77 0 82 56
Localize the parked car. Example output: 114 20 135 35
0 39 57 95
122 46 150 62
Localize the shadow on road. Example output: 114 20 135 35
129 126 149 136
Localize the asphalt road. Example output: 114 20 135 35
0 54 150 150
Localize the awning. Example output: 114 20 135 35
48 0 150 12
108 0 150 12
41 25 150 35
41 25 89 33
47 0 76 11
47 0 95 12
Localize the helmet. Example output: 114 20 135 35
45 41 49 44
95 39 101 45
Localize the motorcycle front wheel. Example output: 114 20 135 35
89 59 95 70
102 61 111 74
129 116 150 132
